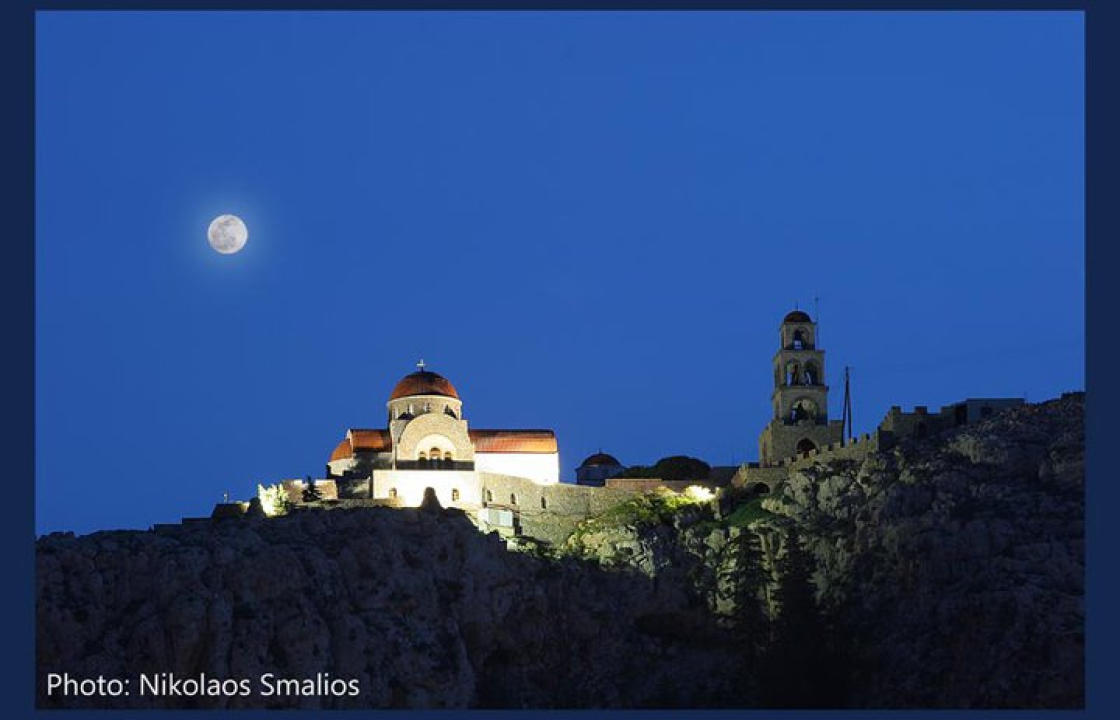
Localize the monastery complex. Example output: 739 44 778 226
214 310 1026 545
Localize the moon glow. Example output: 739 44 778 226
207 214 249 254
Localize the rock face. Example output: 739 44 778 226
36 394 1084 709
559 394 1084 708
779 393 1084 708
37 506 740 709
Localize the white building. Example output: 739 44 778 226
326 363 559 508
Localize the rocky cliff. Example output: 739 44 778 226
37 503 741 709
36 394 1083 709
560 393 1085 708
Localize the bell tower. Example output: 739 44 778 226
758 310 844 465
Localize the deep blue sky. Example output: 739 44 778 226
36 11 1083 535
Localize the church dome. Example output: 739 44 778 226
579 452 622 468
389 370 460 401
783 309 811 324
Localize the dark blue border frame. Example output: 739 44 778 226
4 1 1111 718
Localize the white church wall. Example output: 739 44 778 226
371 469 482 508
474 452 559 485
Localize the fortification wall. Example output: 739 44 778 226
279 478 339 503
784 431 884 470
879 405 945 439
733 465 789 492
603 478 697 493
477 473 649 546
741 430 887 491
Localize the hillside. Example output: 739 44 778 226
36 394 1084 709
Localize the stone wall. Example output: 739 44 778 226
279 479 339 503
731 465 788 492
878 405 944 440
759 417 845 466
476 473 648 546
603 478 696 493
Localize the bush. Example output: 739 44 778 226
614 455 711 483
257 483 293 517
726 497 775 528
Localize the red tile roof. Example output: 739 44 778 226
328 428 557 461
328 437 353 463
348 429 393 452
470 429 557 454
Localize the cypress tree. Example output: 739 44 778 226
722 527 771 666
302 476 322 503
762 526 831 707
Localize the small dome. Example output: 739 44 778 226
389 370 459 401
580 452 622 468
783 310 811 324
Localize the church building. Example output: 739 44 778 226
325 362 560 508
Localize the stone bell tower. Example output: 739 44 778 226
758 310 844 465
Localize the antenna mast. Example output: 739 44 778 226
842 365 853 444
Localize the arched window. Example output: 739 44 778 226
796 438 816 458
430 446 441 459
785 360 801 386
388 487 398 499
792 330 804 350
790 398 818 423
803 361 820 385
418 451 427 467
485 489 493 503
445 406 457 419
540 496 547 509
510 493 518 505
451 488 460 502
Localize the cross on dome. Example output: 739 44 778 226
417 358 426 372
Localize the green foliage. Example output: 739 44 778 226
614 455 712 483
301 476 322 503
720 528 771 669
759 527 848 707
257 483 294 517
771 528 819 642
562 490 706 555
595 490 697 528
726 497 775 527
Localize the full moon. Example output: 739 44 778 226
207 214 249 254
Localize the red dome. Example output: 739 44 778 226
783 310 811 323
580 452 622 468
389 370 459 401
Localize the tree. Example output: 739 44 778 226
771 528 819 646
760 526 834 707
615 455 712 482
302 475 322 503
256 483 293 517
720 528 771 682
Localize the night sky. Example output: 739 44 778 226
36 11 1083 535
